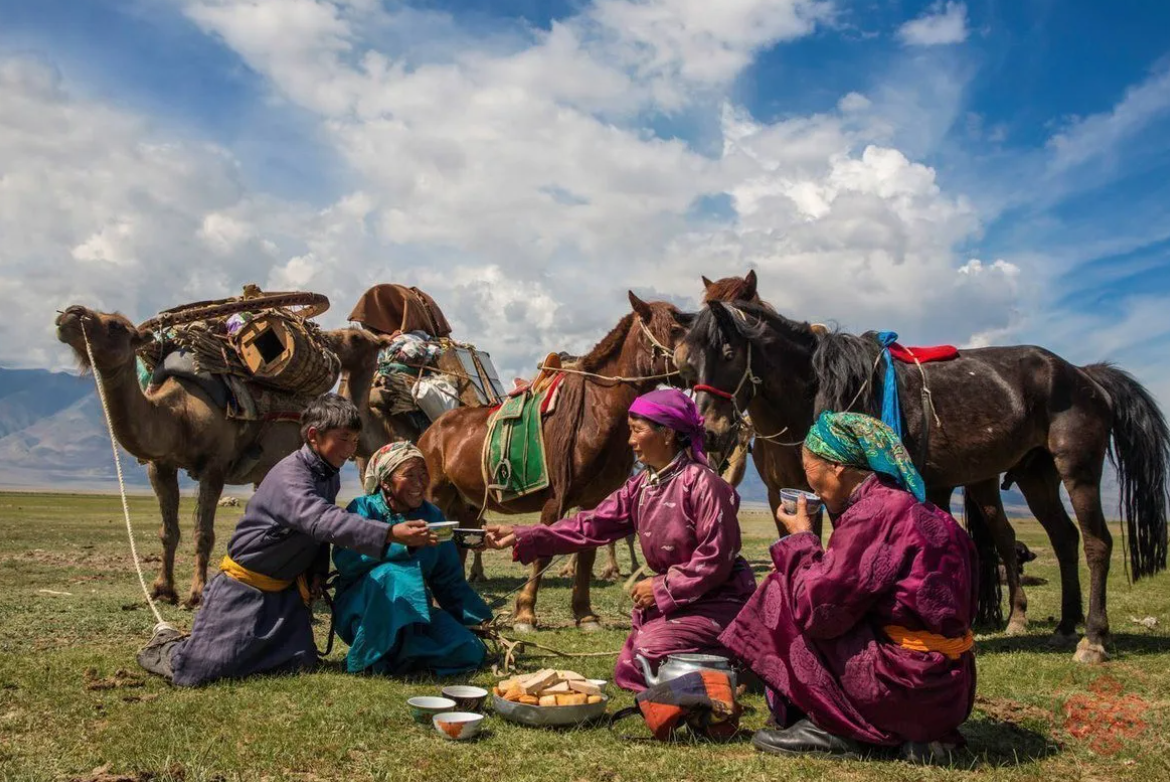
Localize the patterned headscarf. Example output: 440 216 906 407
804 411 926 502
628 388 708 465
363 441 426 494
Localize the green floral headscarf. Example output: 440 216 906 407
804 411 926 502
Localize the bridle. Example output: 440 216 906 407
691 338 803 446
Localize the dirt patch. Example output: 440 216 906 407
975 695 1055 725
2 549 161 571
84 668 145 691
69 763 185 782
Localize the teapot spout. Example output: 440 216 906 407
634 653 658 687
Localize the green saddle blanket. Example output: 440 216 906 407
483 388 550 503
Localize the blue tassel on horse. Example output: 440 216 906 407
876 331 903 439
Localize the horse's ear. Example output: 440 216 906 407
707 300 737 336
810 322 829 335
744 269 758 299
675 310 696 328
131 328 154 352
702 275 714 290
628 291 654 322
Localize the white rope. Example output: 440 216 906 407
81 323 166 626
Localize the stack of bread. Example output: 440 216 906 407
495 669 604 707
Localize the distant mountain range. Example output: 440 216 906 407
0 366 1057 515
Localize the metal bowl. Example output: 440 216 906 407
492 693 609 728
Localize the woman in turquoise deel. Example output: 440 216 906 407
333 441 492 676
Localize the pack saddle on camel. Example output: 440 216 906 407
55 288 339 608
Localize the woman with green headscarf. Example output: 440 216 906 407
720 412 977 762
331 441 493 676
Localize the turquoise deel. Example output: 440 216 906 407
332 494 492 675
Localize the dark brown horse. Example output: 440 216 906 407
702 272 1010 627
419 293 691 632
676 298 1169 663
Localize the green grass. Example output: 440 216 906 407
1 491 1168 781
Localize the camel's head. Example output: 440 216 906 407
323 327 396 372
55 305 151 371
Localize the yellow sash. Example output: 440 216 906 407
220 555 312 606
884 625 974 660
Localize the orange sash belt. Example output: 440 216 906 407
220 555 312 606
883 625 974 660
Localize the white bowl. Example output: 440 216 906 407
586 679 609 691
433 711 485 740
407 696 456 724
441 685 489 711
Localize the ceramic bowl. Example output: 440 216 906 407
426 521 459 541
407 696 456 724
779 488 822 515
441 685 489 712
585 679 609 692
452 528 486 548
433 711 485 741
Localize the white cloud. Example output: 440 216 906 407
897 2 969 47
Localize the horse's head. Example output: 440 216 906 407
674 300 755 464
702 269 759 304
626 291 694 382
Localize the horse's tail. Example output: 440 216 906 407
1081 363 1170 579
963 488 1004 628
545 374 588 519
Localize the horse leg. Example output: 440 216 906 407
624 533 640 572
513 497 562 632
184 472 224 609
599 542 622 581
147 462 181 605
558 553 578 578
967 479 1028 635
1013 456 1083 644
1052 432 1111 664
573 546 602 631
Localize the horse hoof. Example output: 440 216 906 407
467 571 486 584
599 569 620 582
151 585 179 605
181 594 202 611
1005 620 1028 637
578 620 603 634
1073 638 1110 664
512 622 536 634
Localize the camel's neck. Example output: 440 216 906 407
340 352 384 456
91 358 182 461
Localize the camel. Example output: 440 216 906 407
55 306 303 608
419 293 692 631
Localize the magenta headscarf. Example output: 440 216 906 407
628 388 708 465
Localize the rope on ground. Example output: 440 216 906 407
81 323 166 626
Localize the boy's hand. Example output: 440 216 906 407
389 520 439 547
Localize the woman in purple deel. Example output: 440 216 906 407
484 388 756 691
720 412 977 762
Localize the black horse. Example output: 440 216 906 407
676 300 1169 663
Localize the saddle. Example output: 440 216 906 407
482 363 567 504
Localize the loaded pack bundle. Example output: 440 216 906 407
348 284 506 424
136 285 340 422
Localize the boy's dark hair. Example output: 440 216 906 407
300 392 362 442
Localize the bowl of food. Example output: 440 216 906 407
433 711 485 741
452 528 486 548
426 521 459 542
493 669 609 727
441 685 489 712
407 696 456 724
779 488 822 515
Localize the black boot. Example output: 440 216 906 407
752 719 878 759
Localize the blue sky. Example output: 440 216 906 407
1 0 1168 408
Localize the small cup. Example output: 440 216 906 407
780 488 822 515
426 521 459 542
453 528 486 549
407 696 456 724
433 711 484 741
441 685 489 712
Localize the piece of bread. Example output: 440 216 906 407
568 680 601 696
555 693 588 706
557 670 586 681
503 685 525 702
538 695 558 707
540 682 572 695
521 669 561 695
518 695 540 705
586 695 603 704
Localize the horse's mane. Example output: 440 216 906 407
578 313 634 372
689 300 813 356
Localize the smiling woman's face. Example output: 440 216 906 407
384 458 429 511
627 415 680 471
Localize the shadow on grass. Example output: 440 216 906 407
978 632 1170 656
957 715 1062 768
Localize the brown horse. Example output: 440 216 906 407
676 298 1169 664
418 293 691 632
